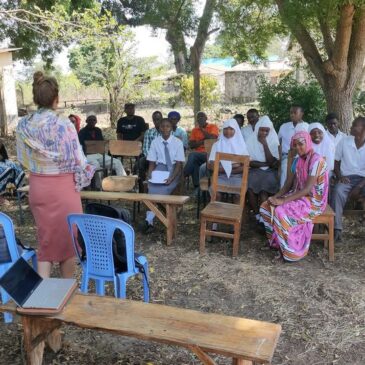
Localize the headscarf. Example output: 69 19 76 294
308 122 335 171
168 111 181 120
290 131 314 190
246 115 279 169
209 118 248 177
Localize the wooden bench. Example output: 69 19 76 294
17 187 189 246
0 293 281 365
312 205 335 262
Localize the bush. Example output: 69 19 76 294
258 74 327 130
180 75 219 109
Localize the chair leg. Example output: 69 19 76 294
197 188 201 219
142 262 150 303
232 222 241 257
17 191 24 225
199 217 207 255
95 279 105 296
80 273 88 293
0 287 13 323
328 217 335 262
133 202 136 222
117 275 128 299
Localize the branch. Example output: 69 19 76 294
207 27 220 36
318 16 334 57
332 3 355 72
347 6 365 91
275 0 325 87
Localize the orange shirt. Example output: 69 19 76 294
189 123 219 152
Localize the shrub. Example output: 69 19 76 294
258 74 327 130
180 75 220 109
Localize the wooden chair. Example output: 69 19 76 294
200 152 250 257
108 140 142 176
196 138 217 218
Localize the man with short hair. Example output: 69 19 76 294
278 105 309 187
241 109 259 141
325 112 346 147
116 103 147 141
168 111 188 149
331 117 365 242
184 111 219 192
79 114 126 177
233 113 245 128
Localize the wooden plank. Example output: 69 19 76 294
1 294 281 364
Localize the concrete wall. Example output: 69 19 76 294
224 70 270 103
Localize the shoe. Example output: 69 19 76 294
192 187 200 198
334 229 342 242
139 220 154 234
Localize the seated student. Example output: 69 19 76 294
116 103 147 141
233 113 245 128
139 111 163 183
246 116 279 224
260 131 328 262
68 114 81 133
325 113 346 147
241 109 259 142
0 141 25 203
168 111 188 149
78 114 126 176
331 116 365 242
308 123 335 176
278 105 309 187
184 111 219 193
208 119 249 204
141 118 185 233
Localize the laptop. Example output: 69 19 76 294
0 257 77 315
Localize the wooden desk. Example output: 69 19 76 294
17 187 189 245
0 294 281 365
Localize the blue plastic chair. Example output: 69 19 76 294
67 214 149 302
0 212 37 323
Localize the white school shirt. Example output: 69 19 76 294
326 130 346 147
335 136 365 177
241 125 254 142
147 134 185 165
278 121 309 155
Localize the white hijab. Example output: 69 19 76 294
246 116 279 170
209 118 249 177
308 122 335 171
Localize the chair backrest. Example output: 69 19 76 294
0 213 20 264
204 139 216 157
109 140 142 157
210 152 250 208
67 214 135 278
85 140 108 155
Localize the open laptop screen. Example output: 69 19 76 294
0 257 42 306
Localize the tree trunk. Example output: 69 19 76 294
166 28 188 74
109 92 118 128
323 85 353 133
191 49 201 119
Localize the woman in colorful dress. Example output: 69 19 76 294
260 131 328 262
16 71 95 278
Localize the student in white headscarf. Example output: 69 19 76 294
308 122 335 173
208 118 249 202
246 116 280 222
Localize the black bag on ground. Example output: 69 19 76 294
79 203 139 273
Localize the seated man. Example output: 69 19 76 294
183 112 219 193
78 114 126 177
331 116 365 241
325 112 346 147
241 109 259 141
168 111 188 149
116 103 148 141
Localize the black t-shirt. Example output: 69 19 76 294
78 126 104 153
116 115 147 140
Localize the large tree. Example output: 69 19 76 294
220 0 365 132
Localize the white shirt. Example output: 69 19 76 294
278 121 309 154
241 125 254 142
326 130 346 147
335 136 365 177
147 135 185 165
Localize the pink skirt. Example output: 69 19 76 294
29 173 82 262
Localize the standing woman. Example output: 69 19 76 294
260 131 328 262
16 72 95 278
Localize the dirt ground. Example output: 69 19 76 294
1 138 365 365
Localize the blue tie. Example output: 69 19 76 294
163 141 173 171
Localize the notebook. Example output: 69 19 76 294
0 257 77 315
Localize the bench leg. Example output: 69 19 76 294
199 217 207 255
328 217 334 262
166 204 177 246
189 345 217 365
232 222 241 257
22 316 62 365
232 359 253 365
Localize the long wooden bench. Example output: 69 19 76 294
0 293 281 365
17 187 189 245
